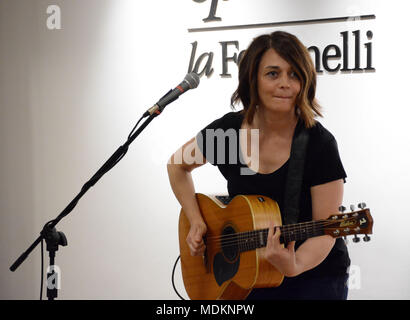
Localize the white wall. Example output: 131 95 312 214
1 0 408 299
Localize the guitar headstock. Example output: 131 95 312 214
323 203 373 243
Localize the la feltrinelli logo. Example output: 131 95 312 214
188 0 376 79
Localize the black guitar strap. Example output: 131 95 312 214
282 119 310 226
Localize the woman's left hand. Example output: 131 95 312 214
264 222 301 277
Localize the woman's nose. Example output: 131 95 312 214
279 74 291 88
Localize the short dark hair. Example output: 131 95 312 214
231 31 322 128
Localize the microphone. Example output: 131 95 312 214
143 72 200 117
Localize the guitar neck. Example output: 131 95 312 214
236 220 325 253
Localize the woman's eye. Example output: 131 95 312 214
267 71 278 77
290 71 299 79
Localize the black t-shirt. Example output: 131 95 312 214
195 111 350 282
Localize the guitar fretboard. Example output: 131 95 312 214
232 221 325 253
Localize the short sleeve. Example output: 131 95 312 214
309 137 347 187
195 118 220 166
195 112 242 166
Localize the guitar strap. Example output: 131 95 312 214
282 119 310 226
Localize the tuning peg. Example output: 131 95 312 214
363 234 371 242
350 204 355 211
358 202 367 209
338 205 346 213
353 235 360 243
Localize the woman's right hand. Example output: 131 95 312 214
186 221 207 256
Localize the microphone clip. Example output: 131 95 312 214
143 89 176 118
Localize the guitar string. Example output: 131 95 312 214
215 227 329 250
210 216 366 250
205 219 344 243
205 216 360 242
206 223 323 241
209 228 323 248
205 219 358 247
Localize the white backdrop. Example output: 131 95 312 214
1 0 409 300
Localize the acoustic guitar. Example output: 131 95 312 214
178 193 373 300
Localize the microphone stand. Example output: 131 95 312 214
41 225 67 300
9 110 162 298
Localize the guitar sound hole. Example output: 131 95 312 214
220 225 239 262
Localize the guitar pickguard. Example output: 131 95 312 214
213 252 240 286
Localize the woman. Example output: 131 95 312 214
167 31 350 300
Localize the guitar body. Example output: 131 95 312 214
179 193 285 300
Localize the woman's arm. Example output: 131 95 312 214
264 179 344 277
167 137 208 256
291 178 343 275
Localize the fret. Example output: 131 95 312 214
297 223 301 242
280 225 288 243
280 226 287 243
280 221 325 244
311 221 316 239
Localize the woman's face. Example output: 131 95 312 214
257 48 301 114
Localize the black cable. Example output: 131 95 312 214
128 115 145 140
172 255 186 300
40 238 44 300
